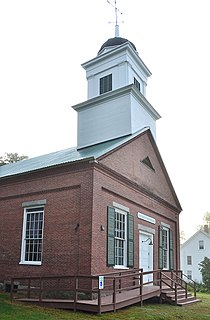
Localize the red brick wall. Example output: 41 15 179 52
91 164 180 275
89 131 181 276
0 163 94 281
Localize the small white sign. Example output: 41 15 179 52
98 276 104 289
137 212 156 224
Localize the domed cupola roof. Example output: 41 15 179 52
98 36 137 55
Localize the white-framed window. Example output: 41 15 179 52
199 240 204 250
100 74 112 94
187 256 192 265
187 270 192 280
107 205 134 269
162 228 169 269
158 225 174 270
20 206 44 265
114 209 127 267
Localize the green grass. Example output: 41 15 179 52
0 292 210 320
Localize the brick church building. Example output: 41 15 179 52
0 28 182 282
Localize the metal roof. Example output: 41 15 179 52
98 37 137 54
0 129 148 179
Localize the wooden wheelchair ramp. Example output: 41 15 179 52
17 285 161 313
10 269 199 314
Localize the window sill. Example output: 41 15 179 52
113 266 129 270
19 261 42 266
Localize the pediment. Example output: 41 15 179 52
98 130 181 211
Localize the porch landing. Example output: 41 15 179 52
18 285 160 313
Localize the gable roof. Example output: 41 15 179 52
181 229 210 248
97 128 182 211
0 128 149 179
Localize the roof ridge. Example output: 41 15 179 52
0 130 149 179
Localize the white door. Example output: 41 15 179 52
139 233 153 284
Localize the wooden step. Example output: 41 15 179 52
162 288 185 294
177 298 201 306
177 296 196 303
166 292 192 300
161 288 201 306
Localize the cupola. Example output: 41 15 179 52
72 25 160 149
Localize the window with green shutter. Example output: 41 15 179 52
169 229 174 270
158 225 174 270
115 209 126 266
107 206 134 268
158 225 163 269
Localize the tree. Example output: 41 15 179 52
0 152 28 166
203 212 210 232
180 230 186 243
199 257 210 293
197 212 210 233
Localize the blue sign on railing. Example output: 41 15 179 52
98 276 104 289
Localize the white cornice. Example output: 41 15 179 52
82 42 152 78
72 84 161 120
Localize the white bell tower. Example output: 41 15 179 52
72 3 160 149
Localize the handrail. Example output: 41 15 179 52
160 272 180 305
180 272 197 286
179 272 197 299
10 268 147 313
94 268 143 277
160 270 197 305
167 270 196 296
11 274 100 281
10 269 196 313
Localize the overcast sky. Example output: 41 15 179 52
1 0 210 239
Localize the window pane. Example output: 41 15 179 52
187 256 192 265
199 240 204 249
163 250 168 269
162 228 168 269
23 207 44 262
115 239 124 266
100 74 112 94
187 270 192 280
114 210 126 266
134 77 141 91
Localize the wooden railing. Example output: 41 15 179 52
177 271 197 299
10 268 145 314
10 269 197 313
159 270 197 305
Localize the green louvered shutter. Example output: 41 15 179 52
158 225 163 269
127 213 134 268
169 229 174 270
107 206 115 267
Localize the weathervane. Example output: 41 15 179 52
107 0 124 37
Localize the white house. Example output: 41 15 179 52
180 228 210 283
